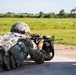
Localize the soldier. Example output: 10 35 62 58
0 22 45 71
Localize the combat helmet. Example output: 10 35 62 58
10 22 31 36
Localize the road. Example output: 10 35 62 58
0 44 76 75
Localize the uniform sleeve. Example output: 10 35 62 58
24 38 45 64
27 45 45 64
30 49 45 64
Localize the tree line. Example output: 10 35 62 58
0 7 76 18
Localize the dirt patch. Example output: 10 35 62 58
54 44 76 59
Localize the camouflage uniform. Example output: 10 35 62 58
0 22 45 71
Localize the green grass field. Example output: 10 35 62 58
0 18 76 45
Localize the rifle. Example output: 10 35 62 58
31 33 62 59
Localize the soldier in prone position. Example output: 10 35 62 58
0 22 53 71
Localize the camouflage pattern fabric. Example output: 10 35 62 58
0 35 47 71
0 32 28 70
29 49 45 64
0 22 46 71
0 32 46 71
24 39 45 64
10 40 28 69
10 22 31 36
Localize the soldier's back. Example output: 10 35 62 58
0 32 28 71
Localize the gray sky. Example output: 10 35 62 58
0 0 76 13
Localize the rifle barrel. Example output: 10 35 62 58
54 38 63 41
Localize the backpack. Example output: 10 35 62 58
0 32 28 71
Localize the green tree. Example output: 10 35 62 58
38 11 45 18
44 12 56 18
71 7 76 14
70 7 76 18
59 9 66 18
48 12 56 18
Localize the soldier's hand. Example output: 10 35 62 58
31 40 37 49
37 39 44 50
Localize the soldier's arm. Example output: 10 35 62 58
24 38 45 64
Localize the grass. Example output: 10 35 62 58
0 18 76 45
32 29 76 45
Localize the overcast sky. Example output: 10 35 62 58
0 0 76 13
